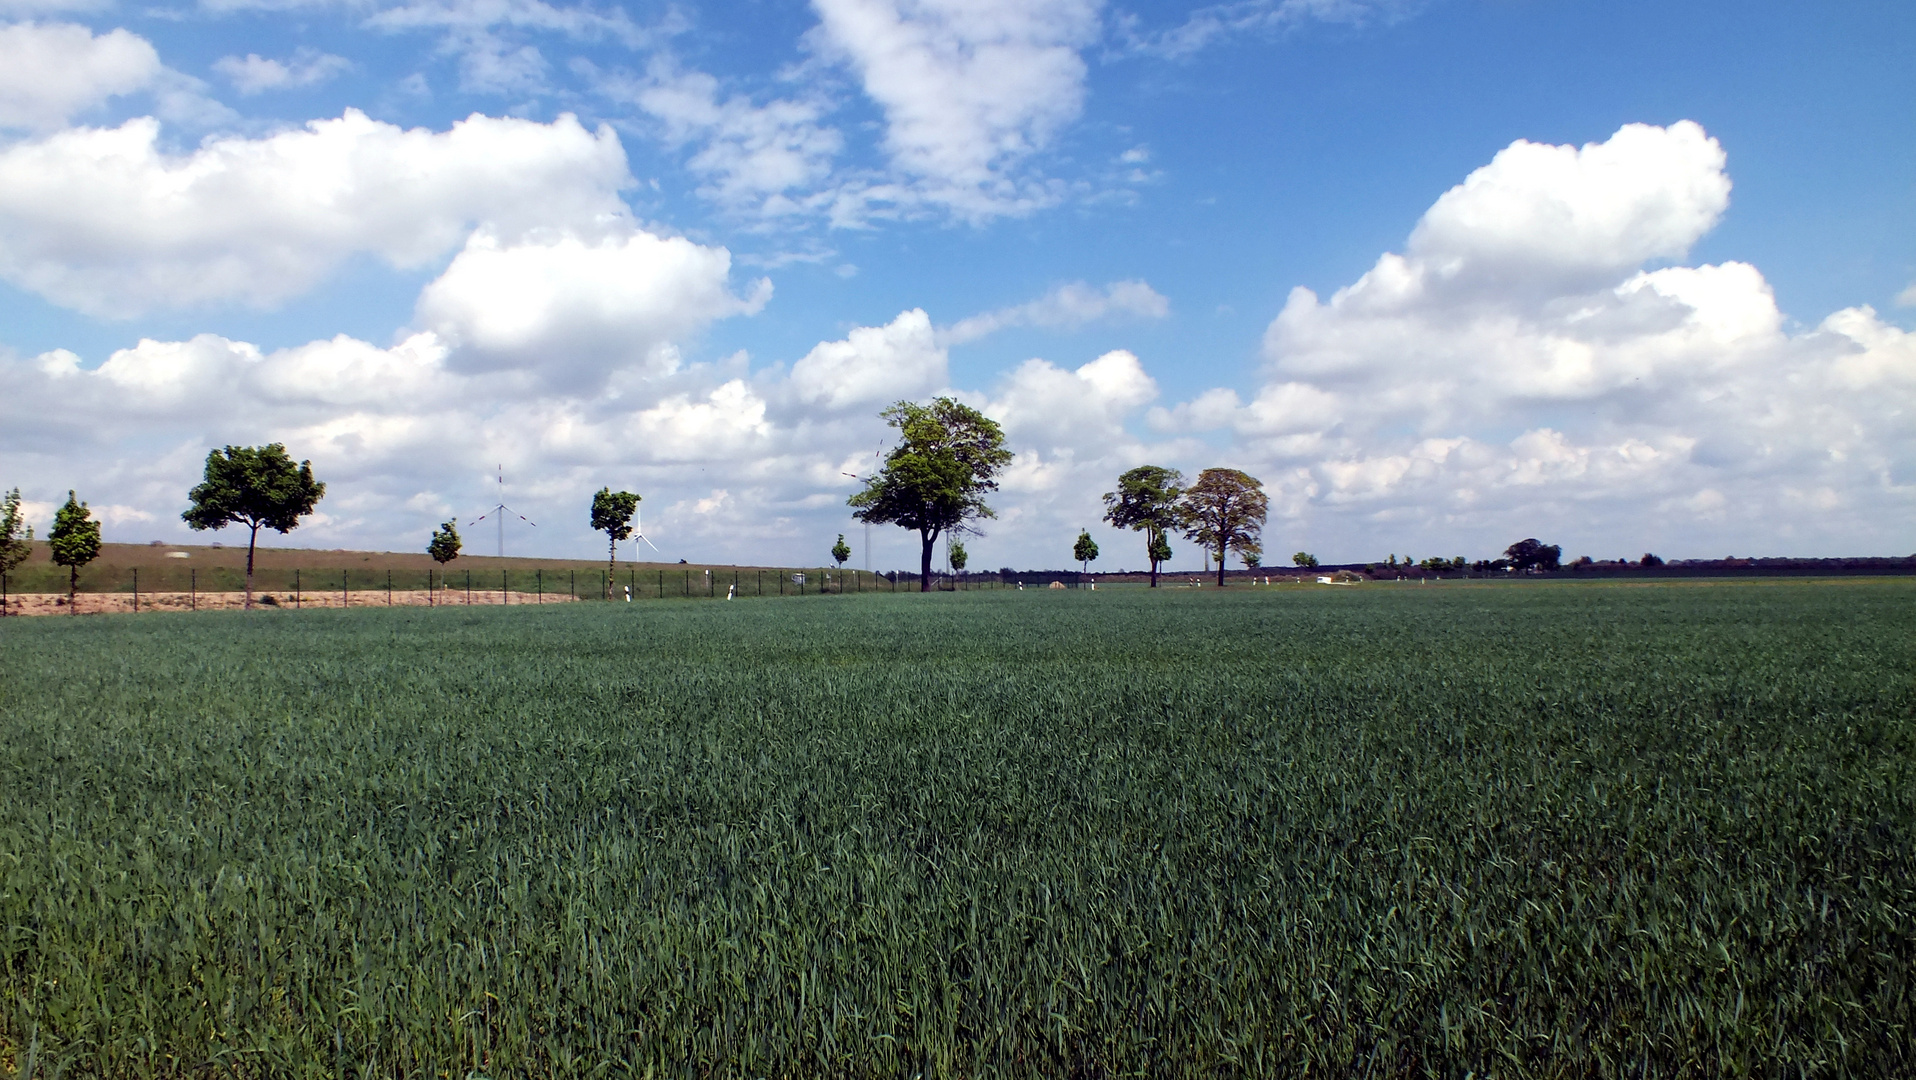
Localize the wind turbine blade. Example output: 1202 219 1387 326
640 534 660 553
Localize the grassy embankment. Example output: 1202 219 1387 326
1 582 1911 1076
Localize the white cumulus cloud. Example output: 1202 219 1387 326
213 48 352 94
416 226 771 383
1144 120 1916 559
808 0 1102 220
789 307 946 410
0 21 161 130
0 109 633 316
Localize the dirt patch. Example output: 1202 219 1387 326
0 589 580 617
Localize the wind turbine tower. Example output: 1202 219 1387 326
469 465 537 558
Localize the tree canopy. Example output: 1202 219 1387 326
182 444 324 609
0 488 32 584
831 534 851 567
848 398 1012 591
590 489 639 576
1504 538 1562 573
1102 465 1183 587
48 490 100 611
1179 468 1269 587
1073 530 1099 574
427 520 462 565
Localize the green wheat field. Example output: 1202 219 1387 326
2 581 1912 1077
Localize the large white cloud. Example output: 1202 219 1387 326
0 21 161 130
416 226 771 383
808 0 1102 220
0 109 632 316
1148 121 1916 559
788 307 946 410
1406 120 1730 289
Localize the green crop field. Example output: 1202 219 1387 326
1 581 1911 1077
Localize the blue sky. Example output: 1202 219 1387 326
2 0 1911 570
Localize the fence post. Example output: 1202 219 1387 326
296 569 301 609
387 569 393 606
570 569 575 600
466 570 471 605
537 569 542 603
657 569 662 599
191 568 196 611
342 570 347 609
503 570 508 606
133 568 139 613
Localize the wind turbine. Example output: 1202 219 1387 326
468 465 536 558
631 501 661 558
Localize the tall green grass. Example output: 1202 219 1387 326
1 582 1911 1076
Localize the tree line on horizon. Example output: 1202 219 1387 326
4 397 1652 610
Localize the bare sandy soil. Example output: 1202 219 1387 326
0 589 579 617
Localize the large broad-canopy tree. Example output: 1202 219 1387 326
182 444 325 609
849 397 1012 592
1179 468 1269 587
590 489 639 578
48 490 101 613
1102 465 1184 587
1504 538 1562 573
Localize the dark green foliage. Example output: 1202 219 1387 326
831 533 851 567
1 583 1912 1076
1102 465 1183 587
1179 468 1268 587
848 398 1012 591
1506 537 1563 572
590 488 639 576
1293 551 1318 568
46 490 100 609
182 444 325 607
427 519 462 564
947 539 967 573
1072 529 1099 572
0 489 31 609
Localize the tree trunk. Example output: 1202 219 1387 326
246 522 260 610
68 564 77 614
607 534 617 583
1216 535 1227 588
919 530 937 591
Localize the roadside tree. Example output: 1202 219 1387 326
182 444 326 609
1101 465 1184 588
1292 551 1318 568
428 519 462 564
949 540 968 576
48 491 100 613
2 488 34 614
848 398 1012 591
1073 530 1099 581
590 489 639 578
832 534 851 568
1179 468 1269 587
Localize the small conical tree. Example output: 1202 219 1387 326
48 491 100 614
831 534 851 567
1073 529 1099 583
1 488 35 615
428 520 462 565
590 488 639 579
